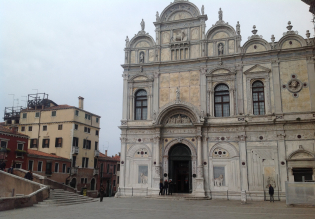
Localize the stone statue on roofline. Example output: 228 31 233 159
125 36 129 47
141 19 145 31
201 5 204 15
156 12 160 22
219 8 222 21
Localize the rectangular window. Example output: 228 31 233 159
95 130 99 136
75 110 79 116
17 143 23 150
83 139 91 149
67 167 70 173
117 164 120 171
113 165 116 174
85 114 91 120
117 176 119 184
82 157 89 168
84 127 90 133
35 112 40 118
46 162 52 175
100 164 103 175
43 125 47 131
73 137 79 147
28 160 33 171
21 126 25 131
1 141 7 148
38 161 43 172
16 143 24 158
30 139 38 148
95 142 98 150
52 111 56 116
22 113 27 118
58 124 62 130
42 139 50 148
54 163 59 172
28 126 32 131
55 138 62 147
113 180 116 186
74 124 78 130
62 164 66 173
85 178 87 184
81 178 84 184
107 164 110 173
96 118 99 123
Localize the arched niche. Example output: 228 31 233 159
128 35 155 49
209 142 239 158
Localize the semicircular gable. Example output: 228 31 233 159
127 144 152 158
206 25 236 40
242 38 271 54
160 1 200 22
288 148 314 160
278 34 306 50
129 35 155 48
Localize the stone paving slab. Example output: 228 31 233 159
1 197 315 219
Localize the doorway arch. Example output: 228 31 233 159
70 178 77 189
168 144 192 193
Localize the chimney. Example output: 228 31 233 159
105 150 107 156
78 96 84 110
119 152 121 157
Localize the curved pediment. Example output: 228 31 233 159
242 38 271 54
165 113 193 126
206 25 236 40
129 35 155 49
160 1 200 22
288 147 315 160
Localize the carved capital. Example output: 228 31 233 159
154 72 160 78
153 136 160 143
196 135 202 141
277 133 286 139
120 137 127 143
122 73 129 79
238 135 247 141
200 67 208 75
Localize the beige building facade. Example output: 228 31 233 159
118 0 315 199
4 95 101 188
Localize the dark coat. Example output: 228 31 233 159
164 181 169 188
0 162 6 170
100 186 105 193
269 186 274 195
24 172 33 181
159 182 163 189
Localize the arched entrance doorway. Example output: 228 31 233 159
70 178 76 188
168 144 192 193
91 178 95 190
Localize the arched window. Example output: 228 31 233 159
252 81 265 115
135 90 147 120
214 84 230 117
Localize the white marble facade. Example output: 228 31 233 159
119 0 315 199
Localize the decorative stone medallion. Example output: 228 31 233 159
282 74 306 97
213 148 229 158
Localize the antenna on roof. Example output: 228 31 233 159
8 94 15 107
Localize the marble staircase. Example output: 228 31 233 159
33 189 98 207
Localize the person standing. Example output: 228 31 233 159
269 184 274 202
0 162 6 171
163 180 169 195
159 180 163 195
100 184 105 202
24 170 33 181
168 179 173 195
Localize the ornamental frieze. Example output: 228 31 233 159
162 128 196 134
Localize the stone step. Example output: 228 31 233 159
34 199 98 207
145 195 210 200
50 197 93 202
15 194 25 197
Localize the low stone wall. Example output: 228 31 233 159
13 169 76 193
0 171 49 211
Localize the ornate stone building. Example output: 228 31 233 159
118 0 315 199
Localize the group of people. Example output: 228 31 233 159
0 162 14 174
159 179 174 195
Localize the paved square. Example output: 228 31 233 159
1 197 315 219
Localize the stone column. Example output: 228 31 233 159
265 75 272 114
200 68 207 114
236 67 244 115
153 129 161 190
271 60 282 114
122 73 128 121
119 137 127 191
153 72 160 114
238 135 248 192
306 57 315 111
276 130 287 192
195 134 205 197
288 167 294 182
202 135 209 195
229 88 235 116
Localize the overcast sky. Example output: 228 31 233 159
0 0 313 156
